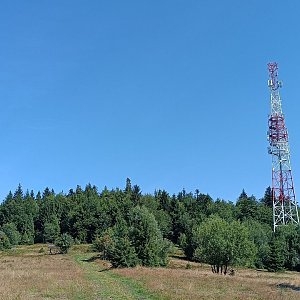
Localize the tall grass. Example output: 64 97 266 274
1 245 299 299
0 244 94 300
114 258 300 300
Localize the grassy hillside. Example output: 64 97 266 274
0 244 299 299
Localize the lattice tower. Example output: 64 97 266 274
267 62 299 231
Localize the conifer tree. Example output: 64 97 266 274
266 235 285 272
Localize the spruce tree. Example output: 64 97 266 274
266 235 285 272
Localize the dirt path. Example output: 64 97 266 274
72 251 164 300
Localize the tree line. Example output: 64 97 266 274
0 179 299 273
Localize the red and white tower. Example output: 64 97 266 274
267 62 299 231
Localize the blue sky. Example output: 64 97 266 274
0 1 300 202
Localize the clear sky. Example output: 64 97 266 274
0 1 300 202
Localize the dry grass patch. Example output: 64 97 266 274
114 258 300 300
3 245 300 300
0 244 94 300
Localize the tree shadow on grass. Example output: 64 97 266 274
277 283 300 292
170 254 188 261
80 254 113 272
81 254 101 262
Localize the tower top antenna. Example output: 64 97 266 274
267 62 281 91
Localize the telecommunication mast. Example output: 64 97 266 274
267 62 299 231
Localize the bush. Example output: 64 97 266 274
1 223 21 246
94 223 140 267
92 229 114 259
55 233 73 254
185 263 192 269
128 206 171 267
44 218 60 243
109 236 140 268
92 206 171 268
21 231 34 245
0 231 11 250
243 220 272 269
191 216 256 274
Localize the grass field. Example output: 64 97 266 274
0 244 300 299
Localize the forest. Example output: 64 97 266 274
0 179 299 274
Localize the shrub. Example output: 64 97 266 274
1 223 21 246
55 233 73 254
21 231 34 245
93 207 171 268
185 263 192 269
128 206 171 267
109 236 140 268
43 218 60 243
191 216 256 274
0 231 11 250
93 229 114 259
